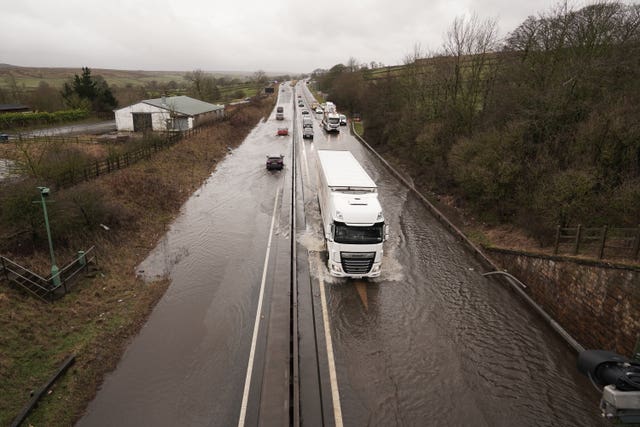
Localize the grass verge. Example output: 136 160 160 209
0 95 275 426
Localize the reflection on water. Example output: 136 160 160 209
306 127 604 426
78 102 293 426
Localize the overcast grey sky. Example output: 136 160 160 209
0 0 623 74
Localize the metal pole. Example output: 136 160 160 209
38 187 61 287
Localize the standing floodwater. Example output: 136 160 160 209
78 92 294 426
294 80 604 426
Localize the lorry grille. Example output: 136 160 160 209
340 252 375 275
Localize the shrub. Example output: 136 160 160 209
0 109 89 129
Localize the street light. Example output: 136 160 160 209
37 186 61 287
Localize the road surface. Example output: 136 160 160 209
77 83 604 426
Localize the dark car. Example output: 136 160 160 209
303 126 314 140
266 155 284 170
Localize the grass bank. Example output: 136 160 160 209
0 95 275 426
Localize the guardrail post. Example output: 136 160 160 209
77 250 86 267
573 224 582 255
633 335 640 362
598 225 608 259
554 225 561 255
1 256 7 280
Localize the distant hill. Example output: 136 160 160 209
0 65 271 90
0 64 188 89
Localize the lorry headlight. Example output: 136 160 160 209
332 251 341 262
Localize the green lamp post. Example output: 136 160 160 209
37 186 61 287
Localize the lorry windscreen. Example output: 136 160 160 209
329 117 340 124
334 222 384 244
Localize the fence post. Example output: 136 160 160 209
598 225 608 259
633 226 640 260
573 224 582 255
95 161 99 177
554 225 561 255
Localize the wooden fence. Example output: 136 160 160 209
554 225 640 261
52 127 205 189
15 134 101 144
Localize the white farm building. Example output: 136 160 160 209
115 95 224 132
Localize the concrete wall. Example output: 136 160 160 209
487 248 640 356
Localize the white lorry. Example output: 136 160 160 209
321 101 340 132
316 150 388 278
322 112 341 132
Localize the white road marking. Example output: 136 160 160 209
318 275 344 427
237 185 281 427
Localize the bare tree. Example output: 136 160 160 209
346 57 359 72
440 14 500 132
252 70 268 88
185 69 220 102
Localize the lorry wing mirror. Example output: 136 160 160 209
384 224 390 241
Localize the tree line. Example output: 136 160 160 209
316 2 640 244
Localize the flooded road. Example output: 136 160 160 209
78 90 294 426
294 82 604 426
78 81 604 427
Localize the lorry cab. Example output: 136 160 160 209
323 113 341 132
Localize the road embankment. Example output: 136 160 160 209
0 95 275 426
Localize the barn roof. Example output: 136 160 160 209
143 96 223 116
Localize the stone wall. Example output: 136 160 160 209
487 248 640 356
